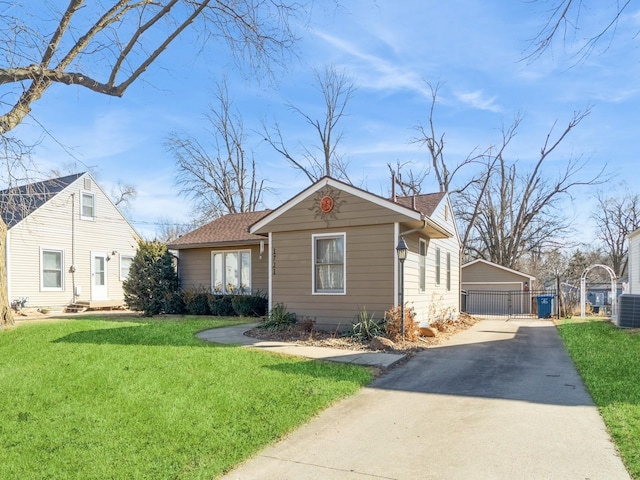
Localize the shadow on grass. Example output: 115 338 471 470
52 322 236 348
264 359 372 381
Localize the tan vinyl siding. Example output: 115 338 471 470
7 175 139 310
261 190 410 233
176 244 268 293
462 262 529 284
272 224 395 330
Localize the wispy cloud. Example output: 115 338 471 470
454 90 502 113
311 29 430 97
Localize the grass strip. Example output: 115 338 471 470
557 319 640 479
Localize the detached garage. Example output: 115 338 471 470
462 259 536 315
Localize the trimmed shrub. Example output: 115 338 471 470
232 292 268 317
208 294 235 316
183 288 211 315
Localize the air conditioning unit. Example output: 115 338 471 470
617 294 640 328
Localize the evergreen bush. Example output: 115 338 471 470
123 240 179 316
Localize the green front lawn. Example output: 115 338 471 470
0 316 372 479
557 319 640 479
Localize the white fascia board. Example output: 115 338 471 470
250 177 422 234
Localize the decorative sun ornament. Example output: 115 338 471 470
309 186 345 220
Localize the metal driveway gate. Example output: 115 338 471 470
462 290 557 318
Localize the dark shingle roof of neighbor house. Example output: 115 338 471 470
394 192 446 217
0 172 85 228
167 210 272 249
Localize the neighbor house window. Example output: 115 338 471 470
313 233 345 294
435 247 441 285
211 250 251 293
81 192 95 220
120 255 134 281
446 252 451 291
419 238 428 292
41 249 64 290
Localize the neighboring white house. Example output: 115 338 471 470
627 228 640 295
1 172 140 312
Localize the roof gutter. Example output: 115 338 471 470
399 217 427 237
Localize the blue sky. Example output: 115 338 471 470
12 1 640 240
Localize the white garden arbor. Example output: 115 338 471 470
580 264 617 320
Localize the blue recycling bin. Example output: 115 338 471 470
536 295 554 318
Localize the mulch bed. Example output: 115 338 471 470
245 313 480 353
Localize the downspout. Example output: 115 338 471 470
268 232 273 313
399 217 427 237
71 193 76 304
6 227 11 303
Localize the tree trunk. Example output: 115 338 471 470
0 218 14 327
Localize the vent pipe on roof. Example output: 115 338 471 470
412 195 416 210
391 172 396 202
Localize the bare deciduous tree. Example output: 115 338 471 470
263 64 356 183
111 180 137 211
592 188 640 277
527 0 633 61
460 109 606 269
411 82 488 194
154 216 199 243
0 0 302 327
404 83 606 270
167 79 265 221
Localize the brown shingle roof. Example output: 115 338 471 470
167 210 271 249
394 192 446 216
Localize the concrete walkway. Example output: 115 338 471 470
218 318 630 480
197 323 406 369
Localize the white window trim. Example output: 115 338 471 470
80 191 96 221
312 232 346 295
419 238 428 293
435 247 441 286
41 247 65 291
119 254 135 281
210 249 252 294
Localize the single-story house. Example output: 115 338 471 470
1 172 140 312
168 210 271 294
170 176 461 330
461 259 536 315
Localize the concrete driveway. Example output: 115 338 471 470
221 318 630 479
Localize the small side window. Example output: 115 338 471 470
41 249 64 290
81 192 95 220
120 255 134 281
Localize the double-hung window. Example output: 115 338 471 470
81 192 95 220
41 249 64 290
211 250 251 293
435 247 441 285
446 252 451 291
419 238 428 292
120 255 134 281
313 233 345 294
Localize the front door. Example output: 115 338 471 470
91 252 108 300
